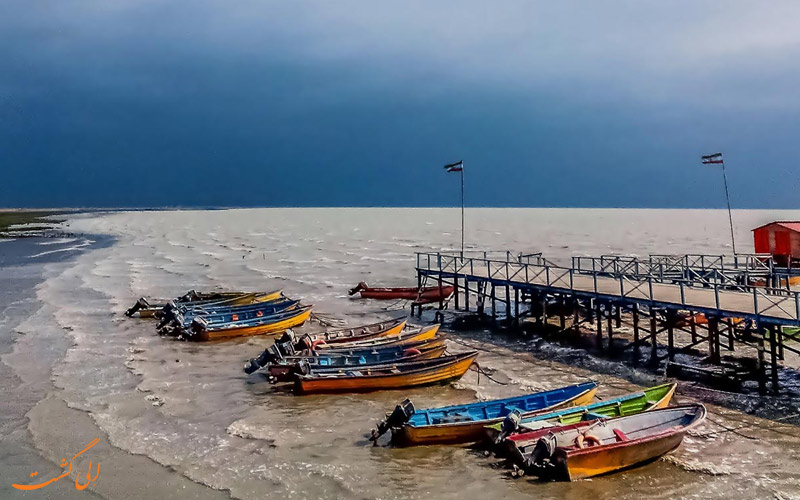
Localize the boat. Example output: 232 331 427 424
183 305 313 341
370 381 599 446
243 336 448 375
506 404 706 480
300 318 407 346
125 290 283 318
312 324 441 350
486 383 677 448
163 298 301 333
263 344 447 383
293 351 478 395
348 282 455 303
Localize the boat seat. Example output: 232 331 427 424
432 414 473 424
613 428 629 442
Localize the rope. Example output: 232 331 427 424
692 412 800 440
470 362 509 385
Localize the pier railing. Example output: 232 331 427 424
416 251 800 324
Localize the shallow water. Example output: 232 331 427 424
12 208 800 499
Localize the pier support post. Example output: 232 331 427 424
649 308 658 366
572 298 580 332
606 305 614 349
514 288 520 328
505 284 511 326
769 325 779 394
491 284 496 321
757 329 767 395
464 279 470 312
632 304 640 361
708 316 720 365
666 310 675 362
454 276 460 311
559 296 566 331
690 314 697 343
726 318 734 351
596 302 603 349
477 282 485 316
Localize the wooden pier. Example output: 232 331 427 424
416 251 800 393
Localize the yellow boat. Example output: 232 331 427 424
294 351 478 395
188 305 312 341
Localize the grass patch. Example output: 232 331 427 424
0 210 65 234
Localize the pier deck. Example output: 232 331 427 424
416 251 800 393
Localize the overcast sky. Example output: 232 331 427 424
2 1 799 208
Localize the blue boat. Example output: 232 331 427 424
172 298 300 328
370 381 599 446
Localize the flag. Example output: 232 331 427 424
702 152 723 164
444 160 463 172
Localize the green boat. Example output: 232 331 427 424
484 382 677 447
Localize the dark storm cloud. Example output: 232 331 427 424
2 1 800 208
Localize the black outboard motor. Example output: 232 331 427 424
156 300 179 329
508 432 557 478
370 399 415 443
243 348 278 374
125 297 150 317
187 316 208 338
494 409 522 445
274 330 300 357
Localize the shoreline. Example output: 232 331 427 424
0 217 227 499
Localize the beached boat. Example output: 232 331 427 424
125 290 283 318
264 344 447 383
313 324 441 350
506 404 706 480
167 298 300 331
486 383 677 448
299 318 407 346
348 282 454 303
370 381 599 446
184 305 312 341
293 351 478 395
243 336 447 375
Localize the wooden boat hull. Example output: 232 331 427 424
307 318 406 345
358 286 455 301
130 290 283 318
268 345 447 382
486 383 677 445
293 352 477 395
192 307 312 341
393 385 598 446
314 325 440 350
525 405 707 480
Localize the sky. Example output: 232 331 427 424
2 1 800 208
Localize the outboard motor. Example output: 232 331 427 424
156 300 179 329
180 290 200 302
125 297 150 317
370 399 415 443
508 432 557 478
494 408 522 445
243 349 277 374
274 330 299 357
188 316 208 338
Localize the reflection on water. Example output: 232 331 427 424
34 208 800 498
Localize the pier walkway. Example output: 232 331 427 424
416 251 800 392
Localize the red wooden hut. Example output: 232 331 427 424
752 221 800 266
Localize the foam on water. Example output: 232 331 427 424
28 208 800 499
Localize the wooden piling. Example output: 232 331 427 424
632 304 640 359
770 325 779 393
649 308 658 366
756 330 766 395
596 302 603 348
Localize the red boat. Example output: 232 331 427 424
348 282 454 303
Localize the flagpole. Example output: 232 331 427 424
460 163 465 258
720 158 737 255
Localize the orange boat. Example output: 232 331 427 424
293 351 478 395
508 405 706 481
349 282 454 303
